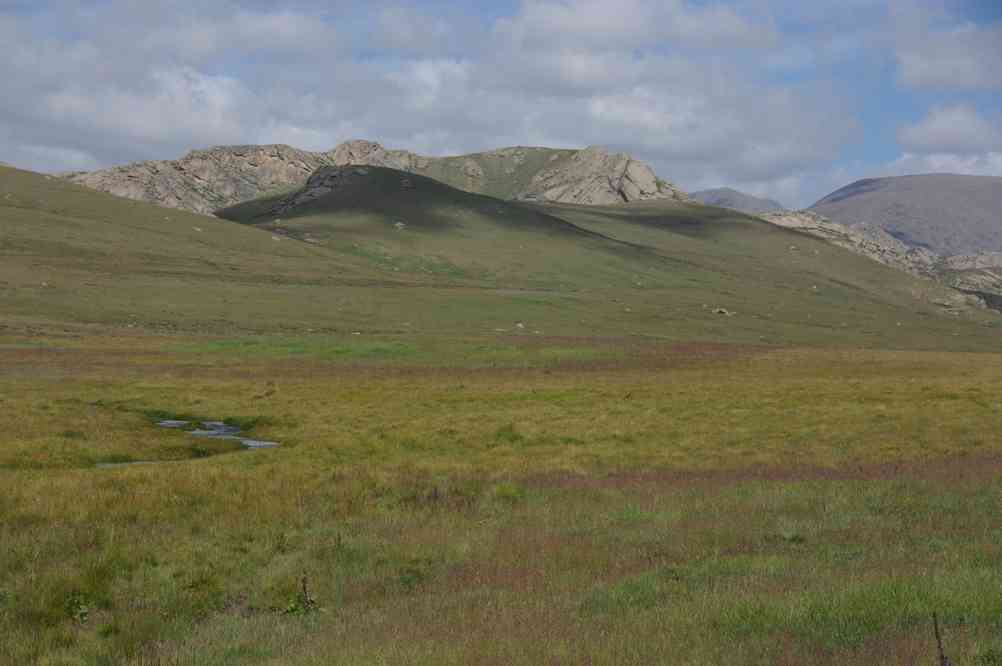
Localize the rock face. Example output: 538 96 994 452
691 188 786 214
761 211 939 277
520 146 687 205
66 145 338 216
810 174 1002 255
66 140 688 215
761 210 1002 309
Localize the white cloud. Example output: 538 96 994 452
899 105 1002 154
377 6 453 53
893 2 1002 90
885 152 1002 177
43 67 250 147
496 0 776 49
389 59 471 111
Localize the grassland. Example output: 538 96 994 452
3 333 1002 664
2 165 1002 664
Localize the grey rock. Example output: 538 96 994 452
525 146 688 205
66 144 337 216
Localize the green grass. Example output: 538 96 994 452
2 334 1002 664
4 163 998 349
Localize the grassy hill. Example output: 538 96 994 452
410 146 579 200
3 163 998 348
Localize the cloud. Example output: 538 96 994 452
898 105 1002 154
43 67 250 147
883 104 1002 180
495 0 777 49
376 6 453 54
885 152 1002 178
893 2 1002 89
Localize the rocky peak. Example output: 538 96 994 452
66 140 689 214
65 144 337 215
329 140 387 165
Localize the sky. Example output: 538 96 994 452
1 0 1000 207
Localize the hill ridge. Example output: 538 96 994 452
65 140 689 215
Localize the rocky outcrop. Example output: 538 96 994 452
521 146 687 205
761 211 939 277
66 145 338 215
325 141 688 205
66 140 688 215
761 210 1002 310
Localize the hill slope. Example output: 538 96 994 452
64 141 689 215
4 163 997 348
690 187 786 214
810 174 1002 255
761 210 1002 306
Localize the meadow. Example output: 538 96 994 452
2 164 1001 663
2 328 1001 665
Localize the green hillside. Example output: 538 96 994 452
2 163 998 348
413 147 578 199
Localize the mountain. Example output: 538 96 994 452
64 141 689 215
810 174 1002 255
690 187 786 214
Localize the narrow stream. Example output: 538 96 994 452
157 420 280 449
96 420 279 468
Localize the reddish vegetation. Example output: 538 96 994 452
528 450 1002 490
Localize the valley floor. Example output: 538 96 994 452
1 327 1001 664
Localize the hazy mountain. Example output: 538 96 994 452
810 174 1002 255
690 187 786 214
64 141 689 215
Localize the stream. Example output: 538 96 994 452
95 419 279 468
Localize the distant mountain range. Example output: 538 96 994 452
809 174 1002 255
690 187 786 214
64 141 689 215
